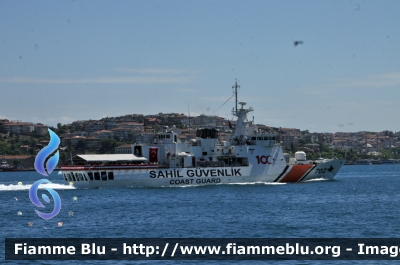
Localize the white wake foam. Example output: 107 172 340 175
0 183 76 191
154 181 287 188
304 178 330 182
227 181 286 185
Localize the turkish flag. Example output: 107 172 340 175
149 148 158 163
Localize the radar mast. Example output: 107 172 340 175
232 79 240 115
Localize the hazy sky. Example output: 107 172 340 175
1 0 399 133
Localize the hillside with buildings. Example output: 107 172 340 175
0 114 399 169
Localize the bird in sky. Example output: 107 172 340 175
294 40 303 47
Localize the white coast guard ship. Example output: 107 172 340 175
60 82 345 188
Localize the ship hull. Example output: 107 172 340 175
0 168 18 172
61 159 345 188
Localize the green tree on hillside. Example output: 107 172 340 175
99 138 118 153
75 139 86 150
0 123 7 134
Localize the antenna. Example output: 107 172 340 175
69 134 73 165
232 79 240 114
188 103 190 135
70 151 73 166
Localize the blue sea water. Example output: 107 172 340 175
1 164 400 264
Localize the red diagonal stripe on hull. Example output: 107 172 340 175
280 164 313 182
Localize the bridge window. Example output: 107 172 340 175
71 172 76 181
196 128 218 139
108 172 114 180
78 173 86 181
87 172 94 180
63 174 68 182
101 171 107 181
82 174 88 181
239 157 249 166
94 172 100 180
